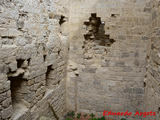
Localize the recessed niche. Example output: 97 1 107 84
43 55 47 61
46 65 54 87
17 59 25 68
144 82 146 87
9 73 29 119
9 74 27 105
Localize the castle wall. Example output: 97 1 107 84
0 0 69 119
0 0 160 119
67 0 151 118
145 0 160 119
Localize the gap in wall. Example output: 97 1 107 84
8 73 29 119
59 15 66 26
46 65 54 87
83 13 115 59
84 13 115 47
9 74 27 104
43 55 47 61
17 59 25 68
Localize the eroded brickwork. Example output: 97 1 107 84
0 0 160 120
0 0 68 119
67 0 151 119
145 0 160 119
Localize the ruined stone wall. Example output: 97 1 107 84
67 0 151 118
0 0 69 120
1 0 160 120
145 0 160 119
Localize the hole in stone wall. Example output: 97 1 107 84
43 55 46 61
144 82 146 87
58 50 60 55
17 59 25 68
8 73 29 119
84 13 115 51
111 14 119 18
46 65 54 86
9 74 27 104
111 14 116 18
27 58 31 65
59 15 66 26
83 13 115 47
57 80 60 85
158 107 160 112
75 73 79 77
83 13 116 59
91 13 97 18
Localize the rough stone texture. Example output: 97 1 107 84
66 0 151 119
0 0 69 119
145 0 160 119
1 0 160 120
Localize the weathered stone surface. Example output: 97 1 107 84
2 98 12 108
1 105 13 119
0 0 68 119
66 0 151 118
0 0 160 120
144 1 160 119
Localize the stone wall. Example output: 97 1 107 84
145 0 160 119
0 0 68 120
1 0 160 120
67 0 151 118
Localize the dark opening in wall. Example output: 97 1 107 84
8 72 29 119
8 74 27 105
27 58 31 65
83 13 115 47
111 13 119 18
59 15 66 26
17 59 25 68
111 14 116 18
146 55 150 60
43 55 47 61
91 13 97 18
144 82 146 87
83 13 115 59
46 65 54 86
58 49 61 55
158 107 160 112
